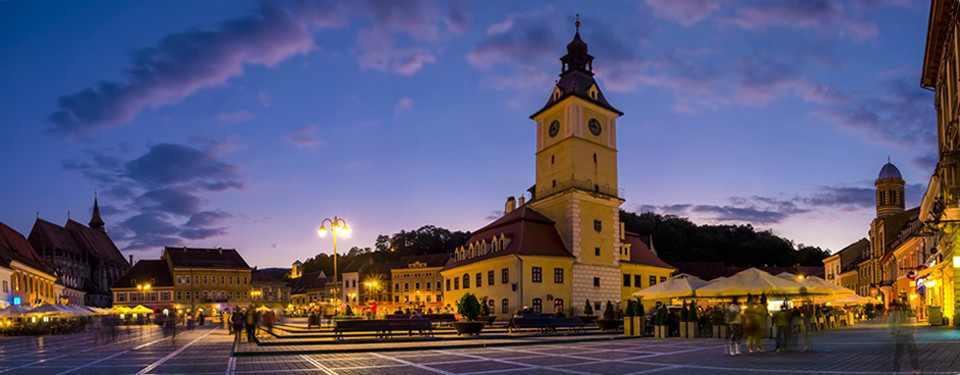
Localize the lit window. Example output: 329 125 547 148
532 267 542 283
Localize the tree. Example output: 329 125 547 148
457 294 482 321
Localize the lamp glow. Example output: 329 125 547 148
317 227 328 238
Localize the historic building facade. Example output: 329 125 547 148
390 254 447 308
0 223 59 307
854 162 919 303
28 198 130 306
441 20 673 318
917 0 960 326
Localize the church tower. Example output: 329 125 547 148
875 160 905 218
527 16 625 309
89 195 106 233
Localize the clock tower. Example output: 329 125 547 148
527 16 625 310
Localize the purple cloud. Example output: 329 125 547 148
818 78 934 149
645 0 720 26
726 0 878 40
288 125 324 148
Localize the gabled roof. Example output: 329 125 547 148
0 222 54 275
113 260 173 288
64 219 128 266
837 238 869 273
291 270 328 294
252 268 290 283
880 207 920 252
446 206 572 269
28 218 84 255
621 232 673 269
163 247 250 269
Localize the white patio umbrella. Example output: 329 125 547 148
28 304 76 316
697 268 804 297
632 274 708 300
0 304 32 317
63 305 94 316
776 273 837 295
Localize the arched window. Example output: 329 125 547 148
554 298 564 313
462 274 470 289
532 298 542 313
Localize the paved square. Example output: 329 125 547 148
1 323 959 374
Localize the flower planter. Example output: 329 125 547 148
454 321 485 335
686 322 697 338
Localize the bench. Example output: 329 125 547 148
508 315 586 334
333 319 433 340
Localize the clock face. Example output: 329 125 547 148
549 120 560 137
588 118 602 136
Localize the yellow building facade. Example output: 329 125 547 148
918 0 960 326
441 21 673 319
391 254 447 308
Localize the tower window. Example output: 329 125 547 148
593 277 600 287
551 155 555 165
594 220 602 232
593 153 597 164
552 180 557 188
594 184 599 192
595 247 600 256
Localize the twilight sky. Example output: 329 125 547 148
0 0 936 267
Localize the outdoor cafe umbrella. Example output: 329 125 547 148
28 304 75 316
130 305 154 314
776 273 837 295
632 274 708 300
697 268 804 297
0 304 32 317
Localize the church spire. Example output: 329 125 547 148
90 193 105 232
560 14 593 75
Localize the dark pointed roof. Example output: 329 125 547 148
64 219 128 267
89 197 105 230
446 206 572 269
29 218 84 256
530 17 622 119
0 222 54 275
622 232 674 269
113 260 173 289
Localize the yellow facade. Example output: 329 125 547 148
441 255 573 318
8 263 57 307
391 266 444 306
619 263 672 302
172 268 252 307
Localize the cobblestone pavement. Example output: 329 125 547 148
2 323 960 374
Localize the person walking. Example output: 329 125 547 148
890 301 920 373
726 298 742 356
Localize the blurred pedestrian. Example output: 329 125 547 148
726 298 742 356
889 301 919 373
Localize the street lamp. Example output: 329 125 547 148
317 216 351 314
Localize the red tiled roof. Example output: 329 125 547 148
446 206 572 268
622 232 673 269
163 247 250 269
0 222 54 274
113 260 173 288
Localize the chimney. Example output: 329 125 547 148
620 222 625 240
518 194 526 206
129 254 134 265
505 196 517 214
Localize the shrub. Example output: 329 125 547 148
457 293 482 321
625 300 637 317
603 301 615 320
636 298 645 317
480 298 491 317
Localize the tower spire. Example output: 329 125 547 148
90 193 106 232
575 13 581 33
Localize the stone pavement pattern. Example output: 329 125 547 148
2 323 960 374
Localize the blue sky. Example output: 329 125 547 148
0 0 936 267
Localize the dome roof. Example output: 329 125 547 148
566 32 587 55
878 162 903 180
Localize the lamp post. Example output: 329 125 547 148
317 216 351 315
